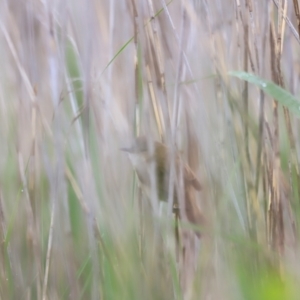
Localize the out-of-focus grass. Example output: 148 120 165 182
0 0 300 299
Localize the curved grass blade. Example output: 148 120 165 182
229 71 300 118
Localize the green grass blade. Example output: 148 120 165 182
229 71 300 118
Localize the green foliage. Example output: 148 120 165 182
65 40 84 108
233 243 296 300
229 71 300 117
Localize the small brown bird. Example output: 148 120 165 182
121 136 205 237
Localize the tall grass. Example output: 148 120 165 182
0 0 300 299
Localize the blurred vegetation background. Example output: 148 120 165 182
0 0 300 299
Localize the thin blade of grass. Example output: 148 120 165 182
229 71 300 118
